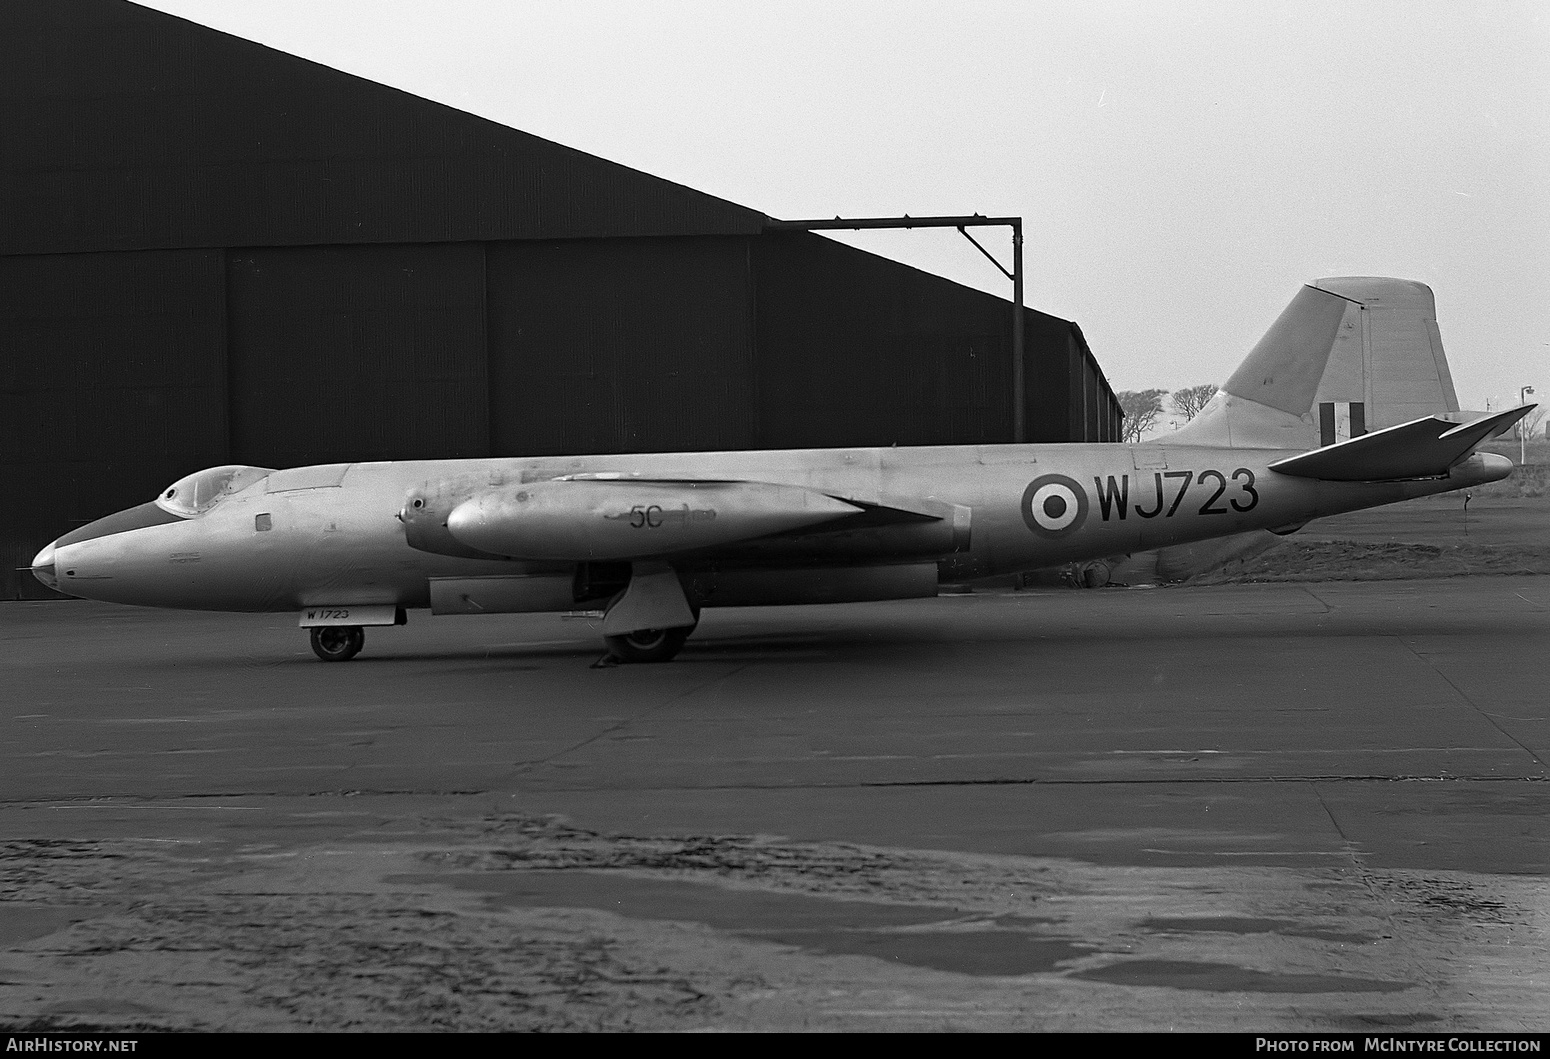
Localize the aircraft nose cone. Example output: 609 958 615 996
30 541 59 591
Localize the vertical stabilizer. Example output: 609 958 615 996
1309 277 1459 441
1171 277 1461 451
1171 284 1350 449
1221 285 1352 414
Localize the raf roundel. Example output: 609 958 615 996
1020 473 1089 538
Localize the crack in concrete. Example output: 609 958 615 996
1392 636 1549 773
512 661 754 774
5 771 1545 812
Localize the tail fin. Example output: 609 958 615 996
1172 277 1461 450
1311 277 1459 432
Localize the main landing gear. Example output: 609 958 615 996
603 625 692 664
598 561 699 664
310 625 365 662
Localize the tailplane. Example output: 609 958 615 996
1171 277 1463 450
1269 404 1532 481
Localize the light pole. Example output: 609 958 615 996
1521 385 1536 467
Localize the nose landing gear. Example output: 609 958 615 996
310 625 365 662
300 606 404 661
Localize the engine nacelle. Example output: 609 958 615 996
444 478 862 561
398 471 514 560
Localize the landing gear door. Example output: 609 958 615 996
298 605 404 627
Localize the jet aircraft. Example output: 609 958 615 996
31 278 1534 664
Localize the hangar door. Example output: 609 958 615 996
486 236 757 457
0 249 227 599
226 243 488 468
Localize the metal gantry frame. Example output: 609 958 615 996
766 214 1026 443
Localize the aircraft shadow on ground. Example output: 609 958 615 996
85 601 1542 672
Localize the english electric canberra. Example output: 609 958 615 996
32 278 1533 663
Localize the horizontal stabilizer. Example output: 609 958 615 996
1268 405 1534 482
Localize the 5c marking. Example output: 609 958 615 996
629 504 666 528
1092 468 1259 521
614 504 719 528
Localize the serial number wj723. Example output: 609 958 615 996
1093 468 1260 521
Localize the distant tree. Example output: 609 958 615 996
1171 383 1219 422
1118 388 1168 443
1520 406 1547 444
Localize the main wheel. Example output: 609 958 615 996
310 625 365 662
603 625 691 664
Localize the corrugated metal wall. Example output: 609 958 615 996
1072 325 1123 442
1025 310 1076 444
226 244 488 467
0 249 227 598
487 237 756 456
1021 316 1119 444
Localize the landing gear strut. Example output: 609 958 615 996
310 625 365 662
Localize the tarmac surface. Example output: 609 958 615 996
2 576 1547 1031
1301 492 1548 549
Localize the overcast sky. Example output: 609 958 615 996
138 0 1547 411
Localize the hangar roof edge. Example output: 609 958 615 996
0 0 772 254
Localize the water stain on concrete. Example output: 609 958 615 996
1337 1011 1444 1030
1072 959 1410 993
763 928 1087 976
0 906 93 947
1138 916 1377 945
40 998 169 1018
415 869 1089 977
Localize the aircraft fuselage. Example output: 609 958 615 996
44 442 1511 614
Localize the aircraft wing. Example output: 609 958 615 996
1268 405 1534 482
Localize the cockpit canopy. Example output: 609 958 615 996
154 465 274 518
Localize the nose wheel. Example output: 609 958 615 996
310 625 365 662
